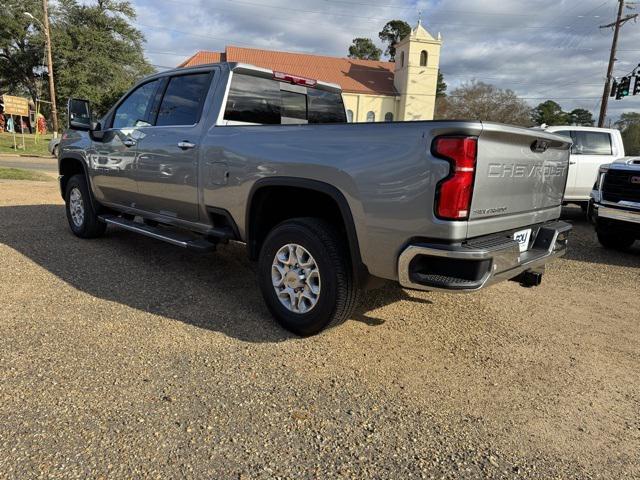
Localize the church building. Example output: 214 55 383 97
179 20 442 122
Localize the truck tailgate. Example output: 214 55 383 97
469 123 570 231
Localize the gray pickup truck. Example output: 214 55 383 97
60 62 572 336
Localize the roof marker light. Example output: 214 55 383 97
273 71 318 87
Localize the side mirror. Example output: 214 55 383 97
90 121 105 140
67 98 93 131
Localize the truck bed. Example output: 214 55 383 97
201 120 571 280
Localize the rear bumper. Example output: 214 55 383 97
398 221 571 292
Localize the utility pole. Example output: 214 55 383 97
42 0 59 136
598 0 638 127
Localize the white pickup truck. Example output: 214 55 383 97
543 126 625 210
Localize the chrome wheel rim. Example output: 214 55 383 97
271 243 321 314
69 187 85 228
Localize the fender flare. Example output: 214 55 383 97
246 177 366 280
58 154 98 210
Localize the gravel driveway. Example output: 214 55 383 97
0 179 638 479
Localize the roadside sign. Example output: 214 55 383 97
2 95 30 117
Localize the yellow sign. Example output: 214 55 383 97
2 95 29 117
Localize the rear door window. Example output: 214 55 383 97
155 73 211 126
224 73 281 124
572 131 612 155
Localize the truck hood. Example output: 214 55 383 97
611 157 640 168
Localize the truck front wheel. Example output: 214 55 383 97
64 174 107 239
258 217 360 336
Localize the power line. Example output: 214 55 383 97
149 0 583 30
323 0 609 18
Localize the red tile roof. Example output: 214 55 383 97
179 51 225 66
179 46 397 96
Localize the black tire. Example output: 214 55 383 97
64 174 107 238
258 217 360 336
597 230 635 250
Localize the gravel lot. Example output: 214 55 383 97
0 178 638 479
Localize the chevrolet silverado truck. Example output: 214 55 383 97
590 157 640 250
59 62 572 336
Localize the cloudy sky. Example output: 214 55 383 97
127 0 640 122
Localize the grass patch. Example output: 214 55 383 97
0 131 54 157
0 167 54 182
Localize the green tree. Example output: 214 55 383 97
0 0 152 129
531 100 569 126
568 108 594 126
615 112 640 156
436 71 447 98
436 81 531 126
348 38 382 61
53 0 154 116
378 20 411 61
0 0 46 102
614 111 640 130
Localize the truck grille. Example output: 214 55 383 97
602 170 640 203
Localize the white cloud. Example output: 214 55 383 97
129 0 640 121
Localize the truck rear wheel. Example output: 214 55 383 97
64 174 106 239
597 230 635 250
258 217 360 336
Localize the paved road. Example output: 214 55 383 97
0 155 56 172
0 180 638 479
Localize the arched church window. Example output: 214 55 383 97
420 50 428 67
384 112 394 122
366 111 375 122
346 110 354 123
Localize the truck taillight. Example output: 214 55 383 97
433 136 478 220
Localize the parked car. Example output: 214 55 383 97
542 126 625 210
48 136 60 158
58 62 572 336
590 157 640 250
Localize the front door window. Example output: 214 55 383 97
113 80 161 129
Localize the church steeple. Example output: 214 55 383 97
392 18 443 121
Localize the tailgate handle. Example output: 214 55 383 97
531 139 551 153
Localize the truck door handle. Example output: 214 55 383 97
569 161 577 165
178 141 196 150
122 138 136 147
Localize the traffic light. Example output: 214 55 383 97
611 79 618 97
634 76 640 96
616 76 631 99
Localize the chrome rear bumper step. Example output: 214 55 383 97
99 215 217 252
398 221 572 293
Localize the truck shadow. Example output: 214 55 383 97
560 206 640 267
0 204 416 342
